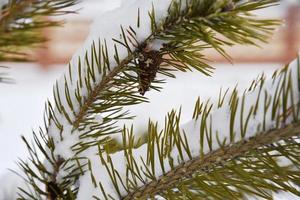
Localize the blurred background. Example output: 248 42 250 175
32 0 300 67
0 2 300 198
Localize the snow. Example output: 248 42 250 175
1 62 299 199
1 63 299 199
0 172 26 200
0 0 7 8
50 0 291 168
75 58 300 199
70 0 294 20
46 0 176 164
1 0 300 199
61 0 123 20
0 64 63 174
0 64 64 200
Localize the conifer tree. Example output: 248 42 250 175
3 0 300 199
0 0 77 61
0 0 77 83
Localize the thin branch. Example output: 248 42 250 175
72 55 134 128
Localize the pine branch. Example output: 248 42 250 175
17 0 285 199
124 123 300 199
72 55 135 129
75 56 300 199
156 136 300 199
0 0 78 61
49 0 280 154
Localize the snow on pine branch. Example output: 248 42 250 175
48 0 173 159
39 0 173 198
75 58 300 199
47 0 279 163
17 0 281 199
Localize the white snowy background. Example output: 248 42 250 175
0 0 299 199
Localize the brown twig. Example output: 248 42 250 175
72 55 133 128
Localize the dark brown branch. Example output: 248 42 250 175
46 156 65 200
